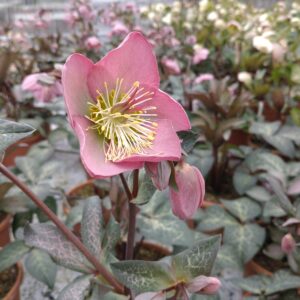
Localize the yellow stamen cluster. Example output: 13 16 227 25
86 78 158 162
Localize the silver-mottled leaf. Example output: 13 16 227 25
25 249 57 289
57 275 92 300
111 261 174 294
171 235 221 281
0 119 35 153
221 198 262 222
233 171 257 195
266 270 300 295
197 206 238 232
81 197 103 258
223 223 265 263
249 121 280 136
213 245 243 273
24 223 93 273
246 186 272 202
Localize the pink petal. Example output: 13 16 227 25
62 53 94 127
96 32 160 91
152 89 191 132
73 116 143 178
186 275 221 295
169 163 205 220
86 63 114 100
281 233 296 255
22 74 39 91
119 119 182 163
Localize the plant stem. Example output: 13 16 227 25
0 163 123 294
119 170 139 261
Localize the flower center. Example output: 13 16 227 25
86 78 157 162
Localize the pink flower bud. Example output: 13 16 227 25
186 275 221 295
281 233 296 255
145 161 171 191
169 162 205 220
161 58 181 75
85 36 101 50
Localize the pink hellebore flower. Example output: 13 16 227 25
192 47 209 65
78 4 95 21
194 74 214 85
62 32 190 178
162 58 181 75
85 36 101 50
169 162 205 219
111 21 129 37
281 233 296 255
22 73 63 103
186 275 221 295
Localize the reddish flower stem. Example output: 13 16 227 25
120 170 139 261
0 163 123 294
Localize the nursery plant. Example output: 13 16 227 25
0 32 220 300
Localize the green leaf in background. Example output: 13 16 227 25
263 135 296 159
223 223 266 263
265 270 300 295
249 121 281 136
197 206 238 232
24 223 93 273
137 190 197 246
246 186 272 202
0 240 31 272
101 215 121 252
236 271 300 295
290 107 300 126
57 275 92 300
291 65 300 83
111 261 174 294
81 196 103 258
233 171 257 195
36 196 57 223
245 151 287 184
221 197 262 222
25 249 57 289
213 244 243 273
0 119 35 155
171 235 221 281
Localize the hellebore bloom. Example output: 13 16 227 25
85 36 101 50
169 162 205 219
192 46 209 65
252 36 273 54
186 275 221 295
110 21 129 37
62 32 190 178
22 73 63 103
161 58 181 75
